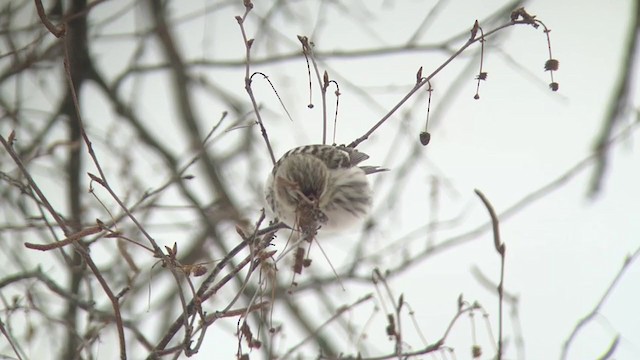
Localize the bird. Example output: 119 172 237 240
265 144 386 234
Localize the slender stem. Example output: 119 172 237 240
348 20 532 149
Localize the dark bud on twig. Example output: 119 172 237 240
8 130 16 146
419 131 431 146
549 82 559 91
470 20 479 40
544 59 559 71
416 66 423 84
385 314 396 336
191 264 207 277
511 7 537 25
475 72 488 80
297 35 309 48
472 345 482 358
293 247 305 274
510 8 520 22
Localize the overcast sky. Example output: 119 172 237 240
2 0 639 359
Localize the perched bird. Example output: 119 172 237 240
265 144 385 234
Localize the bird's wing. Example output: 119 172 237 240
359 165 389 175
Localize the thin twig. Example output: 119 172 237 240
298 36 329 144
474 189 505 360
560 242 640 359
0 319 24 360
34 0 65 37
24 225 102 251
348 18 542 149
0 135 69 234
280 294 374 359
236 3 277 165
148 223 277 357
339 301 482 360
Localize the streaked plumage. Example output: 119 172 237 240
265 144 385 233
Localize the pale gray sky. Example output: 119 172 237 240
2 0 638 359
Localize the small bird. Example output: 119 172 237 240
265 144 386 234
